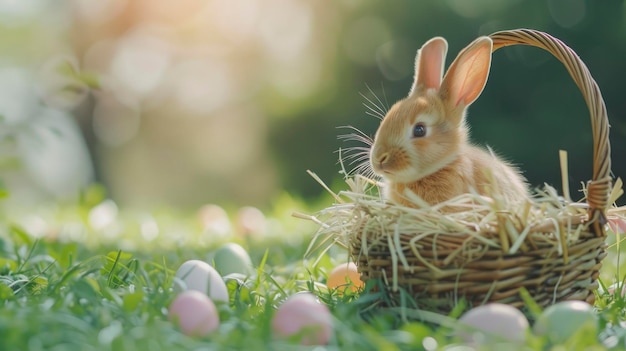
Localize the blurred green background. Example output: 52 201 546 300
0 0 624 211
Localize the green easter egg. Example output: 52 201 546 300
213 243 254 276
533 300 598 344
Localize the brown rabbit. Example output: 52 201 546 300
369 36 528 208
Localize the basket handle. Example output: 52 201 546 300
489 29 611 236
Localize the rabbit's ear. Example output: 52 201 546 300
409 37 448 97
440 36 493 108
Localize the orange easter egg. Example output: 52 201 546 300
326 262 364 294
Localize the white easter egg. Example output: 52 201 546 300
174 260 229 303
271 292 333 345
533 300 598 344
169 290 219 336
457 303 529 344
213 243 254 276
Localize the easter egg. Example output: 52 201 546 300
88 199 118 231
326 262 364 294
213 243 254 276
457 303 529 344
169 290 219 336
198 204 231 238
533 300 598 344
607 282 626 297
174 260 229 303
272 292 333 345
609 218 626 235
235 206 266 236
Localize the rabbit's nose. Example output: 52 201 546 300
378 152 390 168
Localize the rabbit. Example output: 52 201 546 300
368 36 528 209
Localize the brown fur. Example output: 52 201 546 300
388 145 527 207
370 36 528 210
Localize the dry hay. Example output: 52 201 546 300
298 152 625 313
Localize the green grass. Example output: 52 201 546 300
1 191 626 351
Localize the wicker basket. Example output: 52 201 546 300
345 29 613 313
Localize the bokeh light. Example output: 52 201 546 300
0 0 623 211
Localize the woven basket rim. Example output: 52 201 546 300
490 29 612 236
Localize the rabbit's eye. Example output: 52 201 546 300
413 123 427 138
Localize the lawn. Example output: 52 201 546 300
1 185 626 351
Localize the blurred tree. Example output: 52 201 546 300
0 0 623 210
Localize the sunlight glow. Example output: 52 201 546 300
140 216 160 241
207 0 261 45
72 0 127 24
548 0 586 28
88 199 119 231
92 94 141 147
376 39 414 81
169 59 234 115
110 31 171 98
343 16 391 66
258 0 313 62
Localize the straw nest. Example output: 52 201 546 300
301 157 625 313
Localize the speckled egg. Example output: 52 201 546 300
272 292 333 345
457 303 529 344
169 290 219 336
174 259 229 303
